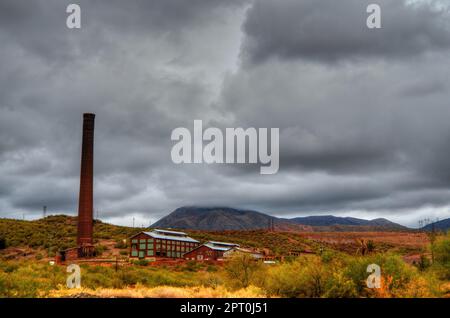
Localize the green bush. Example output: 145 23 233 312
432 234 450 279
415 254 431 272
224 254 264 289
343 253 415 297
94 245 107 256
263 256 331 297
132 259 149 266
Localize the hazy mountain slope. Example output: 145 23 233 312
151 207 408 231
422 218 450 231
288 215 406 230
151 207 277 231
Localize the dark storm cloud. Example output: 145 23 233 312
0 0 247 220
0 0 449 227
0 0 248 62
242 0 450 64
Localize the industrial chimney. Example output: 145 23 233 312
77 113 95 248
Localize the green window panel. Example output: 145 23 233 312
131 250 138 257
147 250 154 256
167 251 172 257
139 243 146 249
132 239 138 243
147 238 154 243
147 244 154 249
139 251 145 258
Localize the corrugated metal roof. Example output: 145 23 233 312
154 229 187 236
207 241 240 247
203 243 233 251
143 231 199 243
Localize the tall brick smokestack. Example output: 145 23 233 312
77 113 95 246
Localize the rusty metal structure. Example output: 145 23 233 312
76 113 96 257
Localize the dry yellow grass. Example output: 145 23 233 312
47 285 266 298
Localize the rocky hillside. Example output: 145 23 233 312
151 207 282 231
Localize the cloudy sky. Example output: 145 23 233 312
1 0 450 227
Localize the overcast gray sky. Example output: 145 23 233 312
1 0 450 228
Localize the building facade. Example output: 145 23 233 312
183 241 239 261
129 229 199 259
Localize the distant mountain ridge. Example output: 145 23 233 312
422 218 450 231
287 215 405 228
151 206 409 232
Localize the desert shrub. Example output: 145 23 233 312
1 263 19 273
224 254 264 289
343 253 416 297
116 268 141 287
114 239 127 249
367 240 376 253
323 271 358 298
415 254 431 272
132 259 149 266
94 245 107 256
432 234 450 279
184 260 201 272
119 250 128 256
206 265 217 272
263 256 331 297
83 271 116 289
320 249 338 263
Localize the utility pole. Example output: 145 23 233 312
133 217 135 228
43 206 47 219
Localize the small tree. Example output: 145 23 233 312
224 253 262 289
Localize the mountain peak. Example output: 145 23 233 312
151 206 408 231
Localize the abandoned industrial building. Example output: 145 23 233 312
129 229 200 259
183 241 239 261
